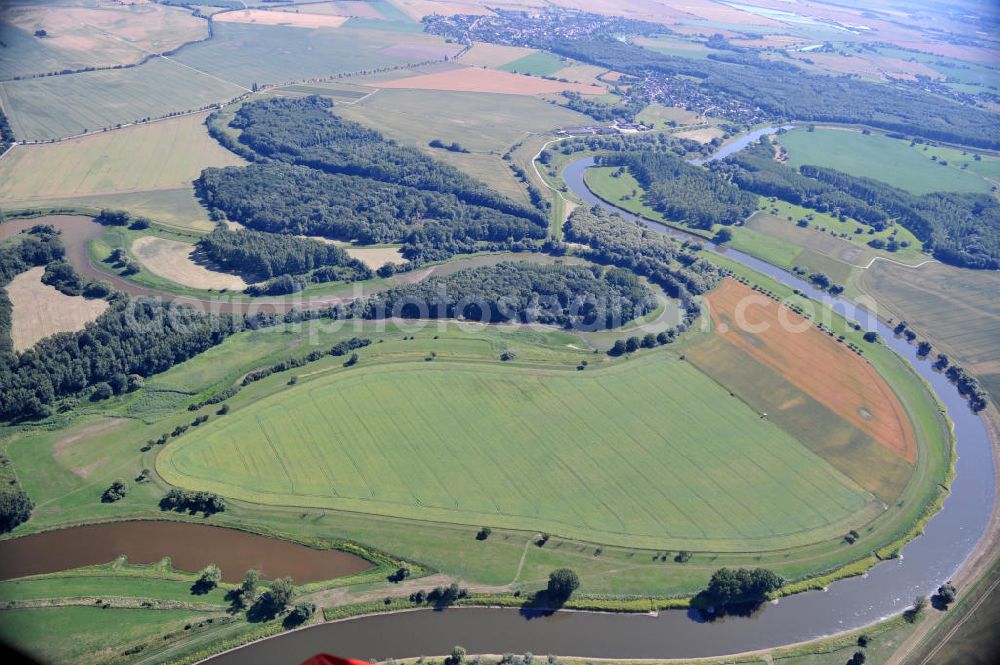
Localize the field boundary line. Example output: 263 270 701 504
85 21 252 93
859 255 937 270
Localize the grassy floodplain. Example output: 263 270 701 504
777 127 997 194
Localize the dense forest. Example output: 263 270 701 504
0 296 240 421
226 97 546 225
716 140 1000 268
564 206 722 313
598 152 756 228
712 139 890 228
200 97 550 262
196 162 546 262
547 38 1000 149
197 225 372 282
361 262 655 330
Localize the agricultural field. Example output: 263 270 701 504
171 22 460 90
0 58 246 140
159 343 885 551
499 51 567 77
212 9 349 29
858 261 1000 406
688 279 915 500
131 236 248 291
6 267 109 351
0 0 207 79
777 128 997 194
334 88 590 199
458 43 538 68
0 111 245 208
374 66 605 96
636 103 705 129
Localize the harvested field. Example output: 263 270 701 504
374 66 604 95
700 279 916 464
131 236 247 290
345 246 404 269
674 126 724 143
0 112 246 203
0 1 206 78
305 237 405 269
553 64 609 87
213 9 348 29
6 267 109 351
274 1 384 19
791 52 943 82
459 43 537 68
859 261 1000 405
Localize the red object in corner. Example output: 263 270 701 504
301 656 375 665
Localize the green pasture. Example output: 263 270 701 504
0 59 245 141
499 52 566 77
159 347 879 550
778 128 995 194
0 607 217 665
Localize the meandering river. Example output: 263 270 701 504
196 131 996 663
2 129 994 662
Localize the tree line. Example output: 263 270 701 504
599 151 757 228
225 96 546 225
197 225 372 283
196 161 547 264
360 262 655 330
563 205 722 316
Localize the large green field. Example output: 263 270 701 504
171 22 455 89
0 58 245 140
778 128 997 194
499 51 567 77
0 112 244 230
334 88 590 201
158 347 880 551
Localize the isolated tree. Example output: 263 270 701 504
196 564 222 591
448 646 466 665
101 479 129 503
934 583 957 608
546 568 580 600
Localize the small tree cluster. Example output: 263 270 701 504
101 479 129 503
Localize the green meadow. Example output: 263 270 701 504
159 347 879 551
500 52 567 77
778 128 995 194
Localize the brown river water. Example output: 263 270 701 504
0 521 371 583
